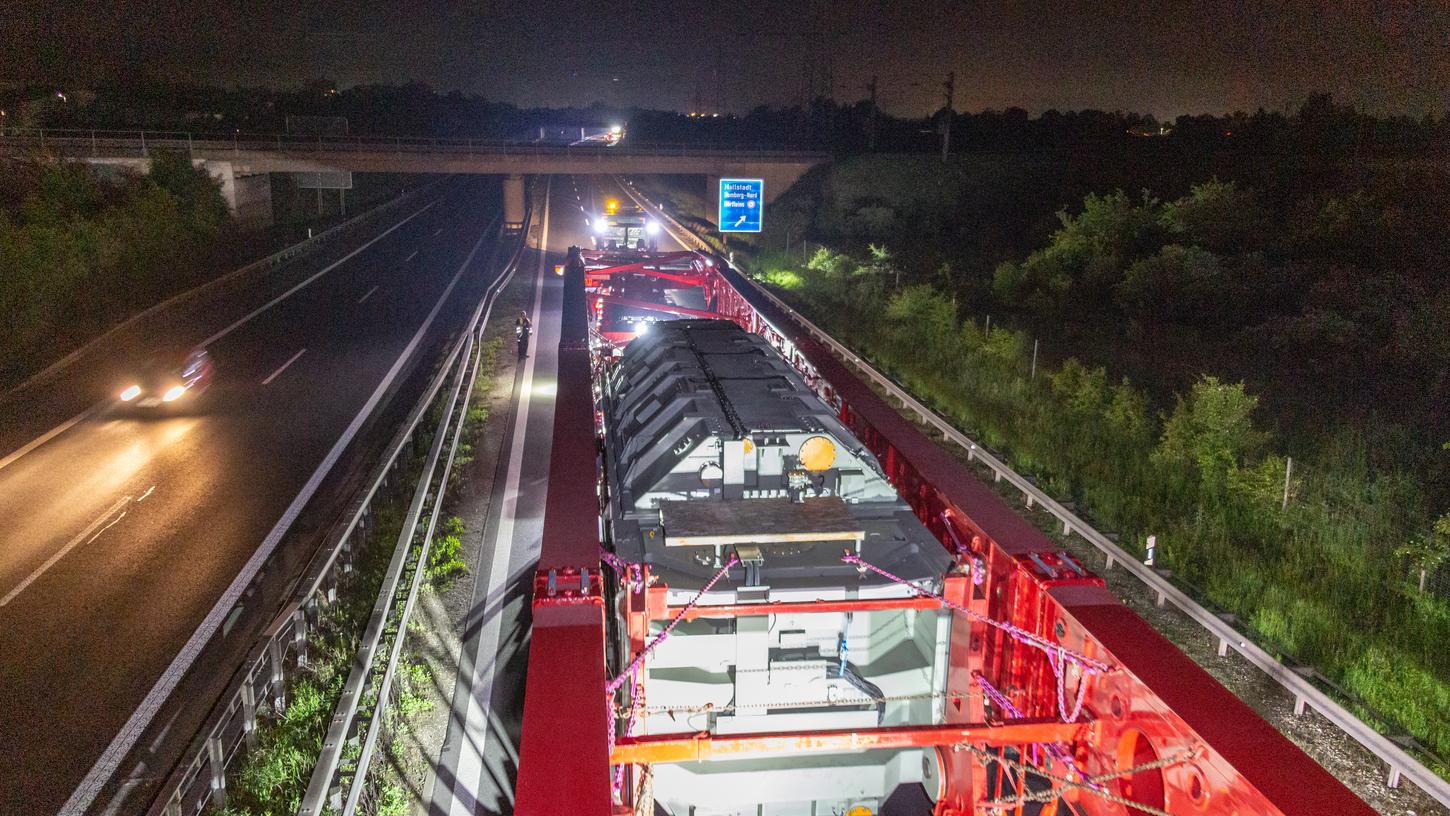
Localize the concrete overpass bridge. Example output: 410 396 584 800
0 128 829 227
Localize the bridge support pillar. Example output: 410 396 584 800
706 175 722 217
200 160 274 229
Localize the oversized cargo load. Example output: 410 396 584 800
601 319 953 815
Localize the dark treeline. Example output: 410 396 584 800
7 81 1448 156
0 153 231 386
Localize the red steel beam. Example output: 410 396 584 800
610 720 1084 765
514 258 612 814
589 293 723 320
671 595 943 620
586 264 705 287
583 249 699 266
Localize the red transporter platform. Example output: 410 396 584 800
514 249 1376 815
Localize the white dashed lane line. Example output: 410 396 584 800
1 495 132 606
261 349 307 385
357 286 379 305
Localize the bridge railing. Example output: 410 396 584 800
620 181 1450 812
0 127 827 162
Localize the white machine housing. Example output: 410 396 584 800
601 320 954 816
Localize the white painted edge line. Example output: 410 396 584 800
59 207 495 816
200 200 437 348
449 181 550 816
261 348 308 385
405 250 419 262
356 285 379 305
0 495 132 607
0 403 102 474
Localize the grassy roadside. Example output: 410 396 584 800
213 495 412 816
352 337 504 816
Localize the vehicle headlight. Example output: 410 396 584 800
119 385 141 401
634 321 650 337
646 220 660 235
593 220 609 236
162 385 187 402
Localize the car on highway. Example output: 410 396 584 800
116 346 215 410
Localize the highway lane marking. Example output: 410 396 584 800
1 495 131 607
0 402 102 474
356 285 379 304
434 228 443 236
261 348 308 385
405 250 418 262
137 484 156 502
449 181 551 815
199 199 438 348
59 209 501 816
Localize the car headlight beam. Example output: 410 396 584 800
162 385 187 402
119 385 141 401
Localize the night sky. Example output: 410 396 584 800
4 1 1448 117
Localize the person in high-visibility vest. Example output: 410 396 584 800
515 311 532 358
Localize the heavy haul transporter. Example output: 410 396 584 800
513 243 1383 816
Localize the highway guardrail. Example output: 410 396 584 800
298 194 533 816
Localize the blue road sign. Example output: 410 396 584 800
718 178 763 233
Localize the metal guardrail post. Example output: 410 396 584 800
267 638 286 712
205 736 226 807
293 608 310 668
240 677 258 750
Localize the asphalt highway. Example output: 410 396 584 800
0 176 507 814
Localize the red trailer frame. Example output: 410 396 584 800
514 249 1376 815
